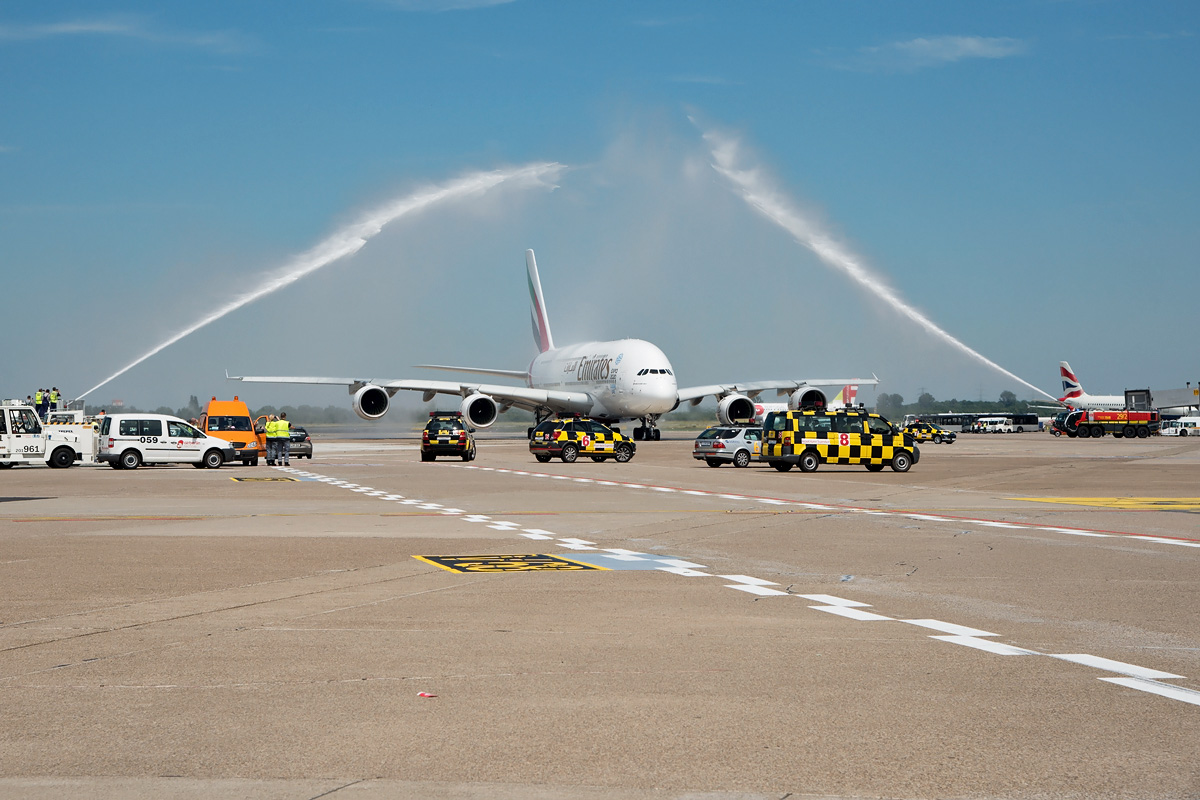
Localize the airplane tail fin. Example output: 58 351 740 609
526 249 555 353
1059 361 1083 401
830 384 858 407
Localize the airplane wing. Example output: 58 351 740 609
228 373 592 416
414 364 529 380
676 377 880 406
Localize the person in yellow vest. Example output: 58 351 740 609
49 387 60 412
264 415 280 466
276 412 292 466
34 389 46 420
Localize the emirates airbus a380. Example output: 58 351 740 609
229 250 878 440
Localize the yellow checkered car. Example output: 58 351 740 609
902 420 957 444
529 416 636 464
762 409 919 473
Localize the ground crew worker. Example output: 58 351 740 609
34 389 45 420
264 415 280 466
49 388 60 412
276 412 292 466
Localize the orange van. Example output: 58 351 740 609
198 397 267 466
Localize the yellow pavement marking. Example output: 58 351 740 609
414 553 609 573
1013 497 1200 510
230 477 299 482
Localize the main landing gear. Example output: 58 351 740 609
633 417 661 441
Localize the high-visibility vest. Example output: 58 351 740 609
265 420 279 438
35 391 43 404
277 420 290 437
49 390 59 403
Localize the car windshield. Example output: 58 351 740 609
209 416 252 432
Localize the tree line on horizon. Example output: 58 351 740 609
874 390 1045 419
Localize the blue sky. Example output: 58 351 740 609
3 1 1197 413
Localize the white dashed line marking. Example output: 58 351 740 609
931 636 1039 655
1099 678 1200 707
1048 654 1183 681
811 605 893 622
902 619 999 637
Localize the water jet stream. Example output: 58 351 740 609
75 162 565 403
698 125 1056 402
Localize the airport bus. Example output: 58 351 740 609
903 412 1040 433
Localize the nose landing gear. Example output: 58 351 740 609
633 417 661 441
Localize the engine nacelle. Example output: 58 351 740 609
789 388 828 411
460 393 499 428
352 384 391 420
717 394 756 425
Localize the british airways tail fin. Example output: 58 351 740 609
526 249 555 354
1059 361 1083 401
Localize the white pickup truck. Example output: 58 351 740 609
0 402 95 468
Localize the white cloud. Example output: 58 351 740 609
0 16 256 54
840 35 1028 72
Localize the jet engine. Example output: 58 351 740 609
717 394 756 425
789 388 828 411
460 393 499 428
352 384 391 420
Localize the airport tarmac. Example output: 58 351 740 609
1 430 1198 800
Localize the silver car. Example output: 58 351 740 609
693 426 764 468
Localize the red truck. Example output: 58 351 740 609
1052 409 1159 439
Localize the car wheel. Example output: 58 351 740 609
120 449 141 470
50 446 75 469
204 449 224 469
932 435 942 444
251 458 259 466
865 463 885 472
535 454 552 463
1122 426 1136 439
1137 427 1149 439
561 443 579 463
772 461 793 472
798 450 820 473
1091 425 1105 438
614 444 633 463
463 445 476 462
705 458 722 468
891 451 913 472
1076 426 1090 438
420 452 435 462
733 450 751 468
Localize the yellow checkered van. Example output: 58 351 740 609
762 409 919 473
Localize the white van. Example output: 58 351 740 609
977 416 1014 433
1161 417 1200 437
98 413 237 470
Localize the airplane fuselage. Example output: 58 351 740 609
1058 393 1127 411
528 338 678 421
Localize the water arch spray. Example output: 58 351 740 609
75 162 565 404
696 123 1056 402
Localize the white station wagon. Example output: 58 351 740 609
98 413 237 470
